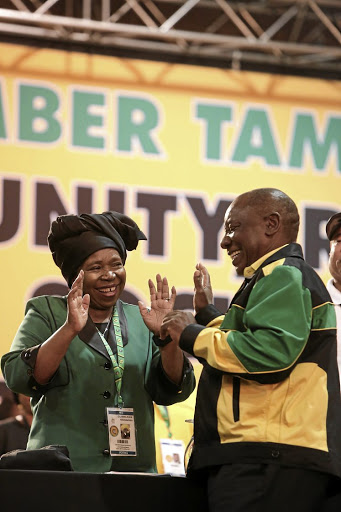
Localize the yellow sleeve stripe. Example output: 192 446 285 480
194 328 247 373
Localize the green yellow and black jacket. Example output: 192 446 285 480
180 243 341 478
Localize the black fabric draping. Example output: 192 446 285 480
48 211 147 286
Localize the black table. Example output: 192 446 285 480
2 468 341 512
0 470 208 512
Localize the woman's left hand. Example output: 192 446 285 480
138 274 176 335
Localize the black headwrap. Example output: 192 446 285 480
48 211 147 287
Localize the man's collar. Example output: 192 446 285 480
327 278 341 303
244 244 289 279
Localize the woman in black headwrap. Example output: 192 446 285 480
1 211 195 473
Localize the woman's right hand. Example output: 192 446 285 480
34 270 90 385
66 270 90 334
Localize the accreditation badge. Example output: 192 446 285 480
160 438 185 475
106 407 137 456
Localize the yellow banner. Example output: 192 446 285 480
0 42 340 357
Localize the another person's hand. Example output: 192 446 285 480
138 274 176 335
160 311 196 344
66 270 90 334
193 262 213 312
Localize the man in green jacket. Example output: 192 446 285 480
161 188 341 512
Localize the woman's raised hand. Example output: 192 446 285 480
66 270 90 334
138 274 176 335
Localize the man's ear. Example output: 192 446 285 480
265 212 280 236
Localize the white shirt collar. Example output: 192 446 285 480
326 278 341 305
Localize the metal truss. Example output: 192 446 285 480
0 0 340 78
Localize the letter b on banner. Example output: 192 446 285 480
18 84 61 143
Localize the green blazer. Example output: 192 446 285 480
1 296 195 473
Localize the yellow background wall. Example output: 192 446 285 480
0 42 340 358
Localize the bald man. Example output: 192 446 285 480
161 188 341 512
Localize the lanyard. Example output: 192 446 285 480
96 306 125 408
156 404 172 439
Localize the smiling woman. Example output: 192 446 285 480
81 248 126 321
1 210 195 473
